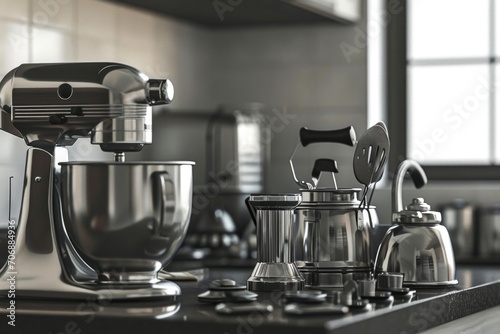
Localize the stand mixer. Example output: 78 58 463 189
0 62 194 300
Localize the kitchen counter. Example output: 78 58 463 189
1 265 500 334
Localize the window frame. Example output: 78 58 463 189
386 0 500 180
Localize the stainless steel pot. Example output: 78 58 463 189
59 161 194 282
293 188 378 287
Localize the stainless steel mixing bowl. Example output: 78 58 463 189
59 161 194 282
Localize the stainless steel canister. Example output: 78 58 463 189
440 199 475 259
478 205 500 259
293 188 378 287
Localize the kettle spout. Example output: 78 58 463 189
392 160 427 214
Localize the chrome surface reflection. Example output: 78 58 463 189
374 160 457 287
0 62 193 300
247 194 304 292
375 225 457 285
60 161 194 282
293 188 378 287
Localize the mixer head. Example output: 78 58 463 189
0 62 173 154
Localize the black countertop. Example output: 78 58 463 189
1 265 500 334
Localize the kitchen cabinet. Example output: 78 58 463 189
105 0 361 26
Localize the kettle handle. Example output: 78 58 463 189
290 126 356 189
392 160 427 213
299 126 356 147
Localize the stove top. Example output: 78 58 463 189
1 265 499 334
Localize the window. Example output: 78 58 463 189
387 0 500 179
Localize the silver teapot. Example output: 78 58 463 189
374 160 458 287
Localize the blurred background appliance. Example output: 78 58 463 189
175 104 270 262
440 199 476 260
477 205 500 260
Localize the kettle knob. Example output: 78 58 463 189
393 197 442 224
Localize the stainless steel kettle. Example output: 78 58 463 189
289 126 379 287
374 160 458 287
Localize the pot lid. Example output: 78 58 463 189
300 188 361 204
248 194 302 210
393 197 442 224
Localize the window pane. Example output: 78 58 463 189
408 0 489 60
496 0 500 56
407 64 490 164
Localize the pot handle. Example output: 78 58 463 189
154 171 176 236
245 196 257 226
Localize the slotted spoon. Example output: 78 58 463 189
353 122 390 207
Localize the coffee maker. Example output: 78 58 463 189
0 63 194 300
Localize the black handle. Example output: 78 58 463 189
299 126 356 147
408 164 427 189
311 159 338 180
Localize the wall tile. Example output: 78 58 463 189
76 34 115 61
76 0 116 39
310 24 368 66
311 64 367 108
0 0 30 21
0 20 29 75
31 0 75 31
114 5 155 69
211 65 315 109
32 27 75 61
212 25 316 68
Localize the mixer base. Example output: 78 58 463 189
0 278 182 301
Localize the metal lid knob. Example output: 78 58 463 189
146 79 174 105
393 197 442 224
406 197 430 211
